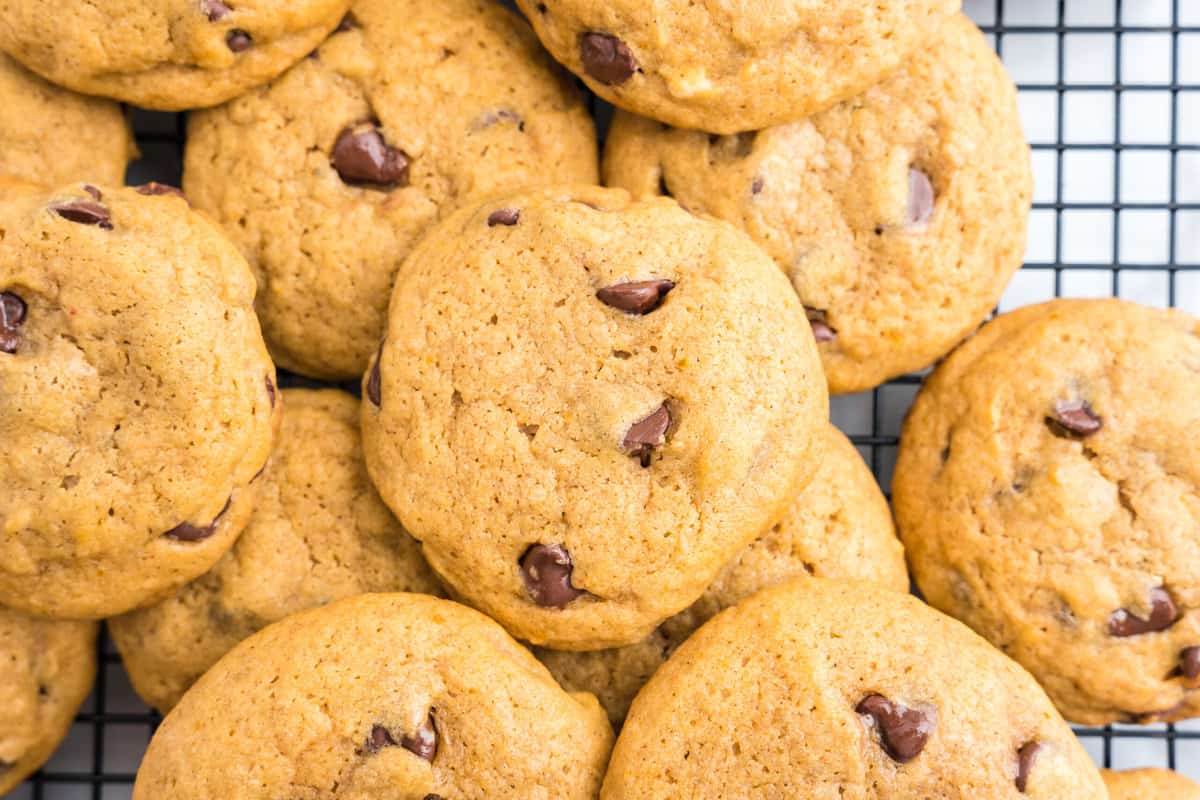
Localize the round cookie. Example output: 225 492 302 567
1103 768 1200 800
184 0 599 380
361 185 827 650
515 0 959 134
0 0 353 110
894 298 1200 725
132 593 613 800
601 579 1106 798
603 14 1031 394
0 53 134 186
0 608 97 795
0 182 279 620
110 388 443 713
536 424 906 725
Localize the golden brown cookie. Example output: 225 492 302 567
536 424 906 725
603 14 1031 394
894 298 1200 724
132 593 614 800
361 185 827 650
1103 768 1200 800
0 183 279 619
184 0 598 380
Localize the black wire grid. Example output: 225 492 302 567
13 0 1200 795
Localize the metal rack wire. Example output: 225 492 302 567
12 0 1200 795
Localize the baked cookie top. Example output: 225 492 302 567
537 424 907 725
111 388 443 713
0 53 134 186
0 0 352 110
602 579 1106 799
0 182 278 619
0 608 97 796
516 0 960 134
361 185 827 650
184 0 598 380
604 14 1030 394
132 593 613 800
894 298 1200 724
1103 769 1200 800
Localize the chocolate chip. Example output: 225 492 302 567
401 713 438 762
856 694 935 763
473 109 524 132
165 497 232 542
226 29 252 52
1108 587 1180 636
335 12 358 32
906 168 935 228
751 176 764 195
366 347 383 407
51 199 112 229
1182 647 1200 681
805 308 836 343
423 796 444 800
580 33 637 85
200 0 230 21
1 292 27 354
487 208 520 227
623 404 670 467
520 544 584 608
83 184 101 200
1046 399 1102 439
366 724 397 753
265 376 276 408
332 123 410 188
1015 741 1041 792
596 279 674 315
136 182 186 200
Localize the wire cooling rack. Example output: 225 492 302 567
11 0 1200 796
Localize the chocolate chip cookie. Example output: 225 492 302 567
361 185 827 650
132 593 613 799
184 0 598 380
0 0 352 110
516 0 959 134
601 579 1105 798
894 298 1200 725
0 182 279 620
0 608 96 795
110 388 443 713
0 53 134 186
536 424 906 725
1104 769 1200 799
604 14 1030 394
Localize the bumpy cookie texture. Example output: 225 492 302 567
132 593 613 800
185 0 598 380
110 389 443 713
362 185 826 650
0 0 352 110
601 579 1105 799
894 298 1200 725
0 54 134 186
516 0 959 134
604 14 1030 394
1103 768 1200 800
0 608 97 795
0 183 279 619
537 425 906 725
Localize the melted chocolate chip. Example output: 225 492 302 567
751 176 764 195
366 724 397 753
580 33 637 85
332 123 410 188
487 208 520 227
473 109 524 131
83 184 101 200
1182 647 1200 681
265 376 276 408
401 713 438 762
1015 741 1041 792
366 347 383 407
856 694 935 763
1047 399 1102 439
424 796 445 800
226 29 252 52
0 292 27 354
136 182 186 200
165 498 232 542
1108 587 1180 637
51 199 112 229
596 279 675 315
335 12 358 32
805 308 836 343
906 168 935 228
623 404 670 467
200 0 230 21
520 544 584 608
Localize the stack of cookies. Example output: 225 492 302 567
0 0 1195 797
